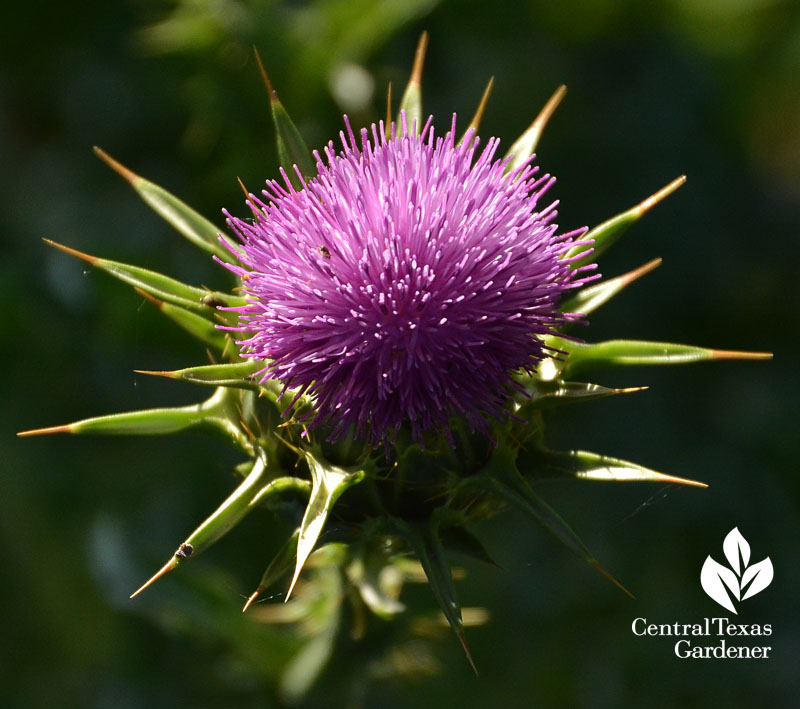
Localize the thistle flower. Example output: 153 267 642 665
19 34 771 690
223 115 594 445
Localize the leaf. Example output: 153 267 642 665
347 541 406 619
558 258 662 319
278 567 342 704
513 376 647 413
173 453 272 555
18 387 252 453
723 527 750 575
394 517 477 674
243 529 302 612
701 556 740 613
280 625 340 703
503 84 566 174
285 448 365 601
558 339 772 380
439 526 501 568
254 49 315 187
44 239 244 315
131 452 272 597
19 406 205 437
466 450 633 598
566 176 686 267
384 81 393 140
397 32 428 135
93 147 241 264
249 476 312 508
136 360 264 391
529 448 707 488
135 288 229 350
740 558 774 601
458 77 494 145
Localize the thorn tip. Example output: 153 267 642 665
457 631 479 676
253 47 276 101
130 557 179 598
657 473 708 488
42 238 98 265
636 175 687 214
409 31 429 86
466 76 495 135
620 386 649 394
284 570 300 602
133 287 163 308
17 424 71 437
622 257 663 284
590 560 635 599
133 369 173 379
242 586 265 613
385 82 393 138
711 350 773 361
531 84 567 134
237 176 250 200
93 146 139 184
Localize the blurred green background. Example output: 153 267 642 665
2 0 798 706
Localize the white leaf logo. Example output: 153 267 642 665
723 527 750 575
741 559 774 601
701 557 739 613
701 527 773 614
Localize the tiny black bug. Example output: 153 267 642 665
175 542 194 559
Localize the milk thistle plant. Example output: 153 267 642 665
21 34 769 688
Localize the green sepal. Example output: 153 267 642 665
458 77 494 146
253 50 315 188
20 387 252 454
566 176 686 267
439 526 501 569
130 451 273 597
286 447 366 600
136 289 230 350
270 99 315 188
465 447 632 598
93 147 241 264
305 542 350 570
242 528 301 612
249 477 312 508
556 339 771 380
503 85 566 174
175 451 272 556
260 528 301 590
513 375 646 413
346 536 406 619
138 360 264 391
277 563 342 705
397 32 428 135
45 239 244 315
558 258 661 319
390 515 477 674
527 448 707 488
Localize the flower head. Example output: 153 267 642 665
225 114 592 444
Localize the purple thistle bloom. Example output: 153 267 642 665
223 115 595 445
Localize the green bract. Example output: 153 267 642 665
20 34 770 691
